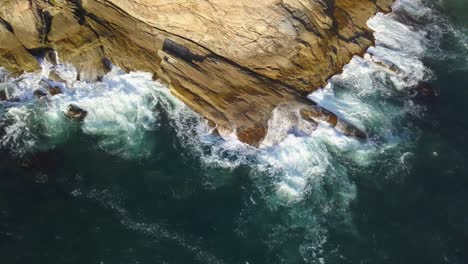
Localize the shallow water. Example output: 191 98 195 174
0 0 467 263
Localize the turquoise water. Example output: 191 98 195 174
0 0 467 263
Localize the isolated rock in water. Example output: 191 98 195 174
65 105 88 121
33 90 47 99
0 0 394 146
0 90 6 101
47 86 62 96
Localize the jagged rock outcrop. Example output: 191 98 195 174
0 0 393 146
65 104 88 121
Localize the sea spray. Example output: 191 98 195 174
0 63 190 158
0 0 460 263
234 0 453 262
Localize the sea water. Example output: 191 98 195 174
0 0 467 263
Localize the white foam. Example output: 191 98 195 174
0 0 449 203
0 1 460 263
260 103 316 148
256 123 371 201
0 63 191 158
258 0 449 203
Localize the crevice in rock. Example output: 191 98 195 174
162 39 206 63
80 0 309 95
0 17 14 34
279 1 321 36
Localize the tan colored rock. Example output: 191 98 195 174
0 20 39 73
0 0 44 49
300 106 367 139
0 0 393 145
80 0 386 91
45 6 108 81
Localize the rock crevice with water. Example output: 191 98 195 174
0 0 393 146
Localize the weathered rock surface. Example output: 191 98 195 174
0 0 393 145
0 12 39 73
65 104 88 121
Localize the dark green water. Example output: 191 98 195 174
1 1 467 263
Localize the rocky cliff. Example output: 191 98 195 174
0 0 393 146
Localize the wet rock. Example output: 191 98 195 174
33 89 47 99
414 82 436 98
94 58 114 81
39 78 62 96
336 121 368 139
65 104 88 121
300 106 367 139
237 124 268 147
0 90 6 101
260 102 318 147
102 57 113 72
47 86 62 96
207 119 221 136
300 106 338 127
48 69 66 83
0 0 393 146
411 82 437 106
369 55 403 75
45 50 59 65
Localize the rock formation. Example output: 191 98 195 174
65 104 88 121
0 0 393 146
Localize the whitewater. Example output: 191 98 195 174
0 0 467 263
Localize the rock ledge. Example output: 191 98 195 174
0 0 393 145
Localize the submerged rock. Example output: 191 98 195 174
18 149 64 183
0 90 6 101
0 0 394 146
414 82 437 99
33 89 47 99
65 105 88 121
39 79 62 96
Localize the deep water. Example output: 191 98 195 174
0 0 467 263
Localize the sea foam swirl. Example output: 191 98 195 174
0 1 461 262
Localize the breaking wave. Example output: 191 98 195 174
0 0 463 263
0 62 200 158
